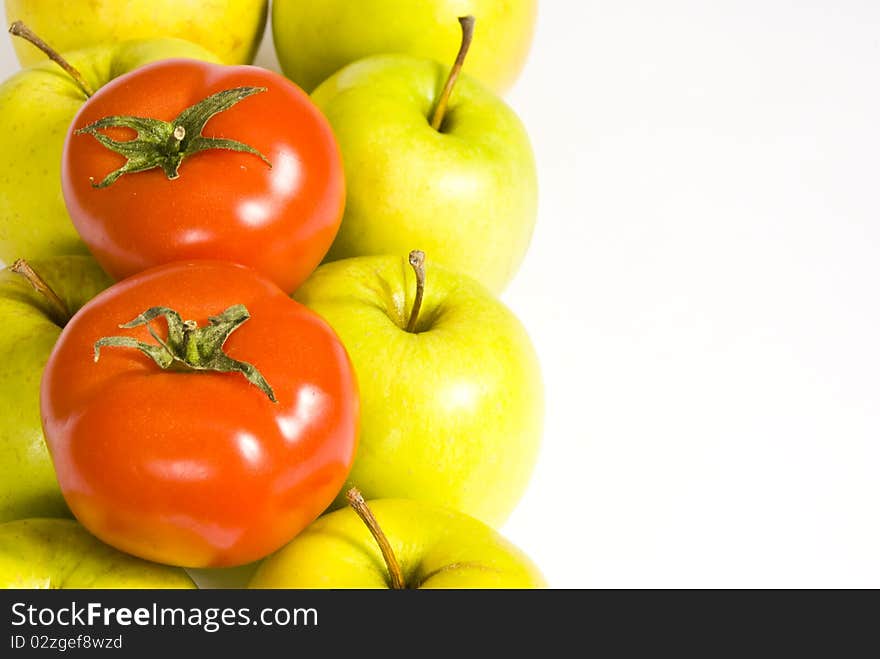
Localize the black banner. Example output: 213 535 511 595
0 589 872 653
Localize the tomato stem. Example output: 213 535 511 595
405 250 426 333
94 304 277 402
8 21 95 98
9 258 71 327
75 86 271 188
346 488 406 589
430 16 476 131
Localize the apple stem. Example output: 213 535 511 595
9 259 71 327
8 21 95 98
346 488 406 590
405 250 426 333
430 15 476 131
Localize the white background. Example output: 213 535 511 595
3 1 879 588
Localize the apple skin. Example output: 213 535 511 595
311 55 537 294
5 0 268 66
294 255 543 527
250 499 545 588
0 256 112 523
272 0 536 94
0 39 221 264
0 518 195 588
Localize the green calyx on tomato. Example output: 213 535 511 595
75 86 272 188
94 303 276 402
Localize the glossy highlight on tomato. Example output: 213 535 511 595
62 59 345 293
40 261 359 568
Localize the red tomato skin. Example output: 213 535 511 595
40 261 358 568
62 59 345 294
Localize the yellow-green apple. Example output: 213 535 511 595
311 18 537 293
0 518 195 588
250 491 545 588
0 25 220 263
272 0 536 93
5 0 267 66
294 252 542 527
0 257 111 522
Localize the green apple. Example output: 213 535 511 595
0 518 195 588
272 0 536 93
311 21 537 294
5 0 267 66
0 31 220 263
294 253 542 527
0 256 111 523
250 493 545 588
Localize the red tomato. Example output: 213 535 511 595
62 59 345 294
40 261 358 568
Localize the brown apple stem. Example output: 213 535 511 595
430 15 476 131
8 21 95 98
346 488 406 590
9 258 71 326
405 250 426 333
